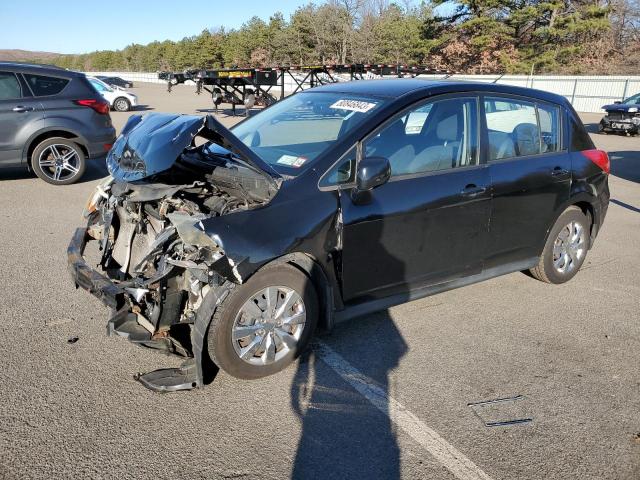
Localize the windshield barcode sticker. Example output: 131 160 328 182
277 155 308 167
330 99 377 113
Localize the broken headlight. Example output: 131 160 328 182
83 176 114 218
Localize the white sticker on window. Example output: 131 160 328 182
330 99 377 113
277 154 308 167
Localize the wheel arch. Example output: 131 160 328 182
537 194 599 257
24 129 88 168
191 251 335 388
265 252 335 332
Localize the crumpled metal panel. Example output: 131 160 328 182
106 112 282 184
107 113 205 182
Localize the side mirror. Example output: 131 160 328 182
614 101 622 104
356 156 391 191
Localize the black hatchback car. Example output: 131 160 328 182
68 79 609 390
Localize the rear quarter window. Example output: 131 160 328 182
23 74 69 96
569 115 595 151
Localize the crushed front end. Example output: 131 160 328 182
67 113 280 391
600 103 640 135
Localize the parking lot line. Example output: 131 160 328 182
315 342 494 480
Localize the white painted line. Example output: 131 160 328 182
315 342 494 480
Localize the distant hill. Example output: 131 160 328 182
0 49 64 62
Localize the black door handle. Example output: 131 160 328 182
551 167 570 178
461 184 487 197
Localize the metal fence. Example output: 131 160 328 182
85 71 640 113
420 74 640 113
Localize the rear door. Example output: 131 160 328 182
482 95 570 268
336 95 492 302
0 71 43 165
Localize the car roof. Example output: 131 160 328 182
0 61 82 77
311 78 569 106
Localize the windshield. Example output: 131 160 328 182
623 92 640 104
231 91 386 175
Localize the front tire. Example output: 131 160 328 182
530 206 590 284
113 97 131 112
31 137 86 185
207 264 318 380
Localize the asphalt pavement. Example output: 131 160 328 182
0 83 639 480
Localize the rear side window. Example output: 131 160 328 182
23 74 69 96
537 103 560 152
484 97 561 161
0 71 22 100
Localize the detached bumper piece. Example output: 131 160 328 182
134 359 198 393
67 227 122 309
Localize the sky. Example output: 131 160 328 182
0 0 309 54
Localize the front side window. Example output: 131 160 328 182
23 74 69 96
364 96 478 177
0 71 22 100
484 97 560 161
232 91 386 176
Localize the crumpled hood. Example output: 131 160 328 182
107 113 282 184
602 103 640 112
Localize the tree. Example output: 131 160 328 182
44 0 628 74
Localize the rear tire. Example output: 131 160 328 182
207 264 318 380
530 206 590 284
31 137 86 185
113 97 131 112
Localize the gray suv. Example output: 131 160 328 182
0 62 116 185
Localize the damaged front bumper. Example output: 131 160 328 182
68 227 123 309
67 226 205 392
600 114 640 134
67 112 282 392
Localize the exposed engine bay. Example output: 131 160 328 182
69 112 282 389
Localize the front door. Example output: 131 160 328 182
338 95 492 303
481 95 571 269
0 71 43 165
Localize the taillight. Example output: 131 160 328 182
582 149 610 174
74 99 110 115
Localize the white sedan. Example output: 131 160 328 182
87 76 138 112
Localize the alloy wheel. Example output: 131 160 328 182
38 144 81 183
115 98 128 111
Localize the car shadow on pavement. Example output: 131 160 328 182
290 195 409 480
0 159 110 185
290 312 408 480
608 150 640 183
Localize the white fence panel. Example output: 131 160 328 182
85 71 640 113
